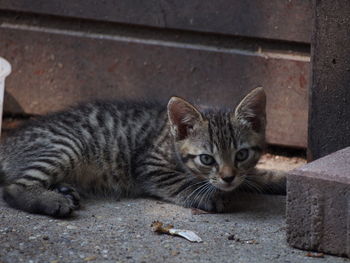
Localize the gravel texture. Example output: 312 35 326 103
0 155 347 263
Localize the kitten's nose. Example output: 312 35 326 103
220 166 235 184
222 176 235 183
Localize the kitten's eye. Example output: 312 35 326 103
235 149 249 162
199 154 216 166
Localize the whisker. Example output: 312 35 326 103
243 178 264 193
204 185 216 210
247 175 282 193
197 183 211 210
191 182 210 209
181 180 206 194
184 181 208 208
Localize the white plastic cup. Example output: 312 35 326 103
0 57 12 136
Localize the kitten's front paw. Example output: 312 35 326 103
194 193 227 213
49 195 76 217
35 191 78 217
210 193 227 213
52 184 80 209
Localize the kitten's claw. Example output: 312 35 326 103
53 184 80 209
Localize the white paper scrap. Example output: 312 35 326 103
168 228 203 243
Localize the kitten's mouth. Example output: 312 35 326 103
210 182 239 192
219 184 238 192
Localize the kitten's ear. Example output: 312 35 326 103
167 97 203 140
234 87 266 133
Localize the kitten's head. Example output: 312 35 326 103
167 87 266 192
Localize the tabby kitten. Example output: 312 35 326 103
0 87 285 217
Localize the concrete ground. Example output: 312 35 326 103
0 154 348 263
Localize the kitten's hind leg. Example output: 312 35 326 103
3 171 78 217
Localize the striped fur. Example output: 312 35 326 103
0 88 285 217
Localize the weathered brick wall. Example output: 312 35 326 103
0 1 312 147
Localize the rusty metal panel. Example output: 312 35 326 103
0 0 312 43
0 26 308 148
308 0 350 160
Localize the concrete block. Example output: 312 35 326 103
287 146 350 258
